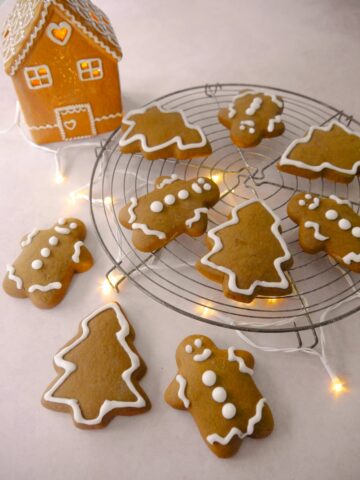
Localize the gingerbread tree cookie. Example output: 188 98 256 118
119 175 220 252
164 335 274 458
218 90 285 148
42 303 150 429
196 199 293 302
288 193 360 271
3 217 93 309
119 104 212 160
278 121 360 183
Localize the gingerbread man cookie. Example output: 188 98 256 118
288 193 360 271
119 175 220 252
119 104 212 160
196 199 293 302
278 121 360 183
164 335 274 458
3 217 93 308
42 303 150 429
218 90 285 148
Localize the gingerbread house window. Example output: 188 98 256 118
24 65 52 90
77 58 103 81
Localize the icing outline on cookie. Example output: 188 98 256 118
200 199 291 295
119 103 208 152
43 303 147 426
228 347 254 375
6 264 23 289
176 374 190 408
304 221 329 241
227 90 283 119
279 120 360 175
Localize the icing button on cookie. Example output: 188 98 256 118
338 218 351 230
31 259 43 270
164 194 176 205
352 227 360 238
40 248 51 258
222 403 237 420
150 201 163 213
325 209 338 220
202 370 216 387
49 236 59 246
178 189 189 200
212 386 227 403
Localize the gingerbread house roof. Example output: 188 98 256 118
2 0 122 76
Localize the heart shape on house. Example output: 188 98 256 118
46 22 72 46
63 119 77 131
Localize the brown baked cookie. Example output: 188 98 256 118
196 199 293 303
278 121 360 183
42 302 150 429
164 335 274 458
3 218 93 309
288 193 360 271
119 103 212 160
218 90 285 148
119 175 220 252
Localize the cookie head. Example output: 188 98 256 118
177 335 217 367
53 217 87 240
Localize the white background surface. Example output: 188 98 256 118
1 1 360 479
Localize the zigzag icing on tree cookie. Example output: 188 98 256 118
197 199 292 303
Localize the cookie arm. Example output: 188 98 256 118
250 401 274 439
73 245 94 273
233 349 255 370
164 376 188 410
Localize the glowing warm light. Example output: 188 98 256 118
55 172 65 184
101 278 112 295
104 196 112 206
93 69 101 77
330 377 347 396
267 298 279 305
81 62 89 69
211 173 222 184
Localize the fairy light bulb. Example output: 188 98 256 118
267 298 278 305
211 173 222 183
104 196 112 206
55 172 65 184
101 278 112 295
330 377 347 396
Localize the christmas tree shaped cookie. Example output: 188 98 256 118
288 193 360 272
218 90 285 148
3 217 93 308
278 121 360 183
196 199 293 302
119 104 212 160
164 335 274 458
42 303 150 428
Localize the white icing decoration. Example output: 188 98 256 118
304 221 329 241
156 174 179 189
31 259 43 270
228 347 254 375
128 197 138 224
185 208 208 228
245 97 263 116
55 226 71 235
119 104 208 152
329 194 352 207
175 374 190 408
239 120 256 134
197 178 205 184
185 344 193 353
352 227 360 238
308 197 320 210
325 209 338 220
249 127 255 134
193 348 212 362
192 183 202 194
20 229 39 248
212 387 227 403
343 252 360 265
202 370 216 387
178 190 189 200
164 194 176 205
207 398 267 445
194 338 202 348
58 218 66 225
49 236 59 246
203 183 211 191
200 200 291 295
72 241 84 263
305 194 312 200
6 265 23 289
43 303 147 425
131 223 166 239
228 90 283 119
338 218 352 230
267 115 282 133
150 201 164 213
298 200 306 206
69 222 78 229
28 282 62 293
279 120 360 175
40 248 50 258
222 403 237 420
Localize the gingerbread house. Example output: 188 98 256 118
2 0 123 144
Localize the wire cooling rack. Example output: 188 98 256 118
89 83 360 335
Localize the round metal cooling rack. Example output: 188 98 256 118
90 83 360 333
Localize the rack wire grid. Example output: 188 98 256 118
89 83 360 338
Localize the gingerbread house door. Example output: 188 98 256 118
55 104 97 140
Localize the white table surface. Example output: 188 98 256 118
1 1 360 479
